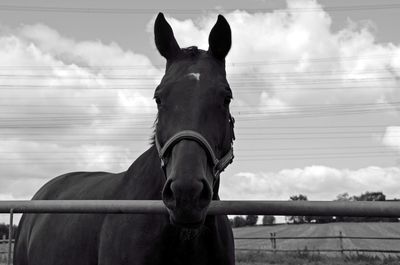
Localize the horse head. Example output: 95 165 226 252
154 13 234 228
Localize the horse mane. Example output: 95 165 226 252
150 114 158 145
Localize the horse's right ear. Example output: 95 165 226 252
154 13 180 60
208 15 231 61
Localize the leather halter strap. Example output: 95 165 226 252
155 130 234 177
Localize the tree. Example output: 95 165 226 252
334 192 353 222
287 194 308 224
232 216 247 228
245 215 258 226
0 223 17 239
314 216 334 223
353 191 385 202
352 191 397 222
262 215 275 226
336 192 353 202
305 215 314 223
335 191 397 222
290 194 308 201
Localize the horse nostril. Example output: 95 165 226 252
162 179 176 210
198 179 212 208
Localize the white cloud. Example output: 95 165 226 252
220 166 400 200
156 0 399 112
258 91 291 113
0 23 161 199
382 126 400 152
19 24 156 74
0 0 399 203
0 139 144 199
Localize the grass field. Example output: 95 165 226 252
236 251 400 265
233 222 400 254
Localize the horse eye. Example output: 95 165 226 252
155 97 161 105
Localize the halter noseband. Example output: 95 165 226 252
155 130 234 178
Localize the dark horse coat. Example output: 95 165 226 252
15 13 235 265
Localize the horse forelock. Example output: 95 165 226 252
181 46 201 57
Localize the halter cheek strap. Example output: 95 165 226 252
155 130 234 178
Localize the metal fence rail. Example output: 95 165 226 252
236 232 400 254
0 200 400 216
236 236 400 240
236 248 400 253
2 200 400 264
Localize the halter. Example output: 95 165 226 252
155 130 234 178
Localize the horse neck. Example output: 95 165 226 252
123 145 165 200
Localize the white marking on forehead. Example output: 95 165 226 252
187 72 200 81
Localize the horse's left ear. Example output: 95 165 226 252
208 15 231 61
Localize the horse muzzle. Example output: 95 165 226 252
155 130 232 228
162 176 212 228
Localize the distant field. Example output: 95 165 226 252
236 251 400 265
233 222 400 254
0 243 9 265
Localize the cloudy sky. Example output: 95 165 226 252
0 0 399 207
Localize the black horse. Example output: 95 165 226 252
14 13 235 265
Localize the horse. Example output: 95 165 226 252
14 13 235 265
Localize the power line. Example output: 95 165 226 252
0 108 395 124
0 147 395 155
0 85 397 92
0 104 396 116
0 53 397 69
0 149 395 155
0 110 395 126
0 72 397 79
0 124 396 130
0 4 399 15
0 154 396 165
1 101 397 110
0 113 395 127
237 154 398 161
0 76 394 85
0 75 397 84
0 135 398 141
0 100 397 109
0 145 393 154
0 129 398 136
0 82 396 92
0 150 397 158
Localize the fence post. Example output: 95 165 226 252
8 208 14 265
270 232 277 253
269 233 274 252
339 231 344 255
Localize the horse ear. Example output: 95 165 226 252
154 13 181 60
208 15 231 61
